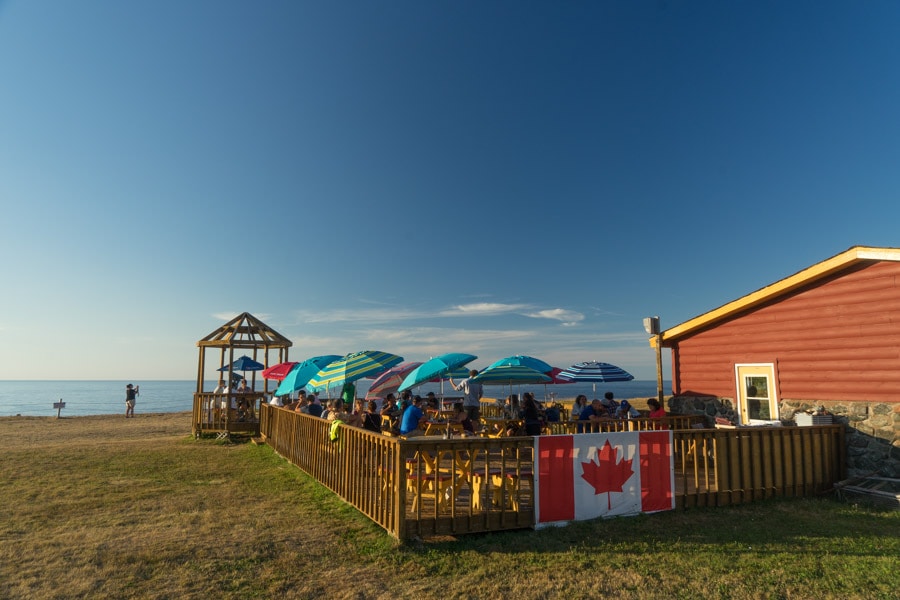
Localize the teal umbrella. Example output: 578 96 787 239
398 352 478 392
487 355 554 374
471 364 552 386
275 355 341 397
307 350 404 394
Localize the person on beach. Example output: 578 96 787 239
125 383 138 418
449 369 483 425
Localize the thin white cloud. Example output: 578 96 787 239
523 308 584 326
439 302 530 316
293 307 427 324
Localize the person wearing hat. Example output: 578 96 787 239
615 399 641 419
600 392 619 418
125 383 139 418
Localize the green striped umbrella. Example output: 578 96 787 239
307 350 404 394
471 364 552 386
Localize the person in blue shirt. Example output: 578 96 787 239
578 398 606 433
399 396 428 437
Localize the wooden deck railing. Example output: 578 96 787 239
192 392 264 437
258 405 845 540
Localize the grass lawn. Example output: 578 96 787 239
1 412 897 599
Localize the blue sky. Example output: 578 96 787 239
2 1 899 381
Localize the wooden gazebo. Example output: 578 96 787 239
192 312 293 437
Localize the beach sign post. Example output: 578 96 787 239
53 399 65 418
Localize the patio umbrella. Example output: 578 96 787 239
307 350 404 395
275 355 341 397
557 360 634 393
261 361 299 381
218 355 265 388
218 355 265 373
398 352 478 392
487 355 554 374
471 364 552 386
365 361 422 400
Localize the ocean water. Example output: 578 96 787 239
0 379 672 417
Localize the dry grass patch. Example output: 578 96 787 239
1 412 898 599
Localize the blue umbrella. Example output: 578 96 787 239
275 355 342 397
557 360 634 393
487 355 554 374
307 350 404 393
218 355 265 372
398 352 478 392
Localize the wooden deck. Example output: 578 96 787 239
258 405 845 540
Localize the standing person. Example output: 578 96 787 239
449 369 483 425
125 383 139 418
521 393 543 436
341 381 356 408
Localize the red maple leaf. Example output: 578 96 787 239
580 440 634 510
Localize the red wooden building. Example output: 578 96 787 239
655 246 900 477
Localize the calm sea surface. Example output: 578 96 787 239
0 379 672 417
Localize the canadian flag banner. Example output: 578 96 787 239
534 431 675 526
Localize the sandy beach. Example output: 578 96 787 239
0 410 192 450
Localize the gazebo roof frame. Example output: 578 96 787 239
197 312 293 350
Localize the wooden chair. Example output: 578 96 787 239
492 469 534 511
470 468 502 510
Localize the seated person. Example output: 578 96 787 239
236 380 251 394
399 396 428 437
380 393 400 417
600 392 619 418
361 400 382 433
578 398 608 432
236 397 250 422
306 396 323 418
647 398 667 430
503 394 521 419
452 401 474 435
615 399 641 419
343 399 365 428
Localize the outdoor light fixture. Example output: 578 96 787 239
644 316 663 404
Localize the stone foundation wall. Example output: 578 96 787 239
667 396 900 478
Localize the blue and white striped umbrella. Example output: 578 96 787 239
557 361 634 393
307 350 404 393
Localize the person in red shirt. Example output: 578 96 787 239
647 398 667 430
